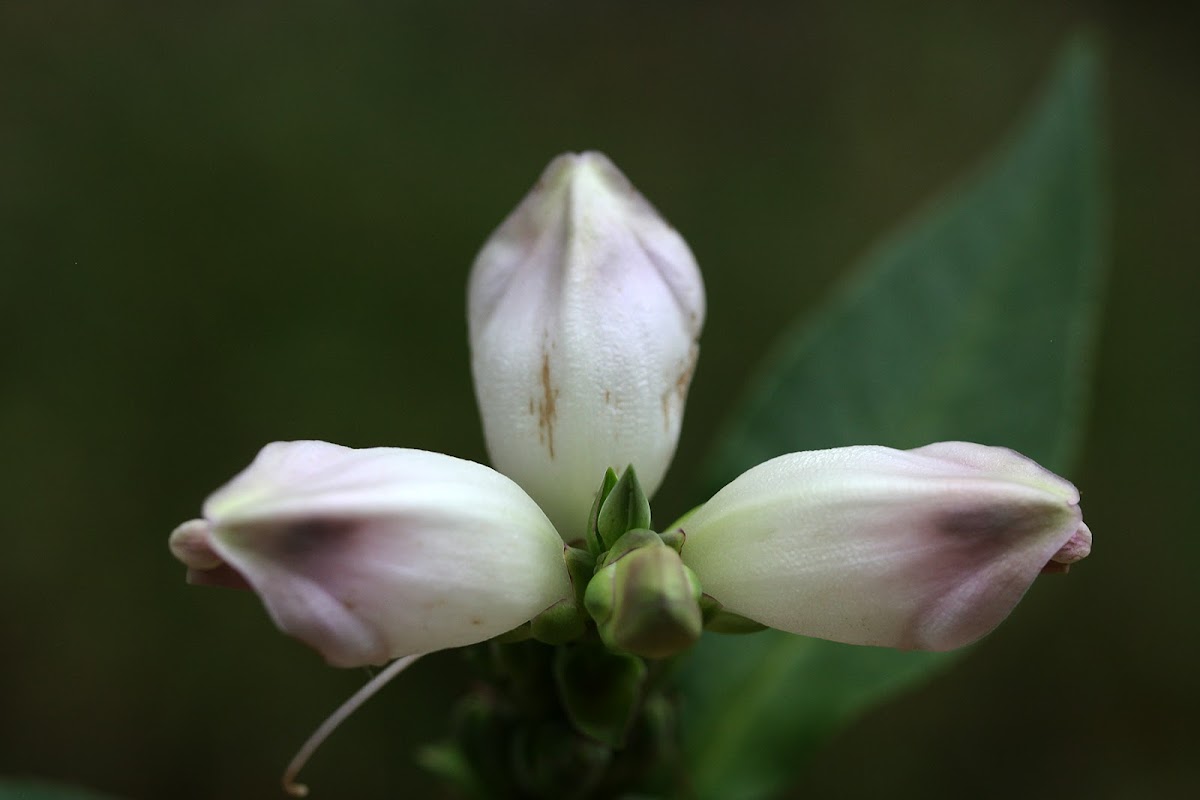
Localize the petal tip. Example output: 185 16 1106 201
1051 521 1092 566
169 518 223 570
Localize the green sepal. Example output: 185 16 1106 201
595 527 661 571
531 599 587 645
564 545 597 607
700 594 769 634
493 621 533 644
554 641 648 748
586 468 620 554
658 528 685 554
596 465 652 550
661 504 702 539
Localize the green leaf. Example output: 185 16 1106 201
681 37 1107 800
0 780 122 800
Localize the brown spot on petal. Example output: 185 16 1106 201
537 350 559 459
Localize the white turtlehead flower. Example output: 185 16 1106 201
468 151 705 538
169 441 572 668
167 151 1096 796
677 441 1092 652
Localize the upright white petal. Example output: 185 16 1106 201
468 152 705 539
677 442 1089 651
169 440 572 667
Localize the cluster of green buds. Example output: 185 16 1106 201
424 466 772 799
419 468 701 799
511 467 708 658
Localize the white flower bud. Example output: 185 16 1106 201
169 440 572 667
676 441 1089 652
468 152 705 538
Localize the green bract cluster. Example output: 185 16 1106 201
497 466 762 660
418 469 770 799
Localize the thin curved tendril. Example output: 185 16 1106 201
282 653 424 797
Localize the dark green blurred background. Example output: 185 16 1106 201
2 2 1197 798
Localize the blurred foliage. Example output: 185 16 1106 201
1 2 1197 799
0 782 118 800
